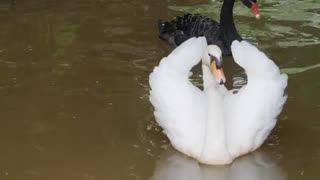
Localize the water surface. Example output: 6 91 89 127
0 0 319 179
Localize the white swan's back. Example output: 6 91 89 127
225 41 288 157
149 37 208 158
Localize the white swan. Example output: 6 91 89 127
149 37 288 165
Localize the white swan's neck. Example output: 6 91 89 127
200 64 232 164
202 64 217 89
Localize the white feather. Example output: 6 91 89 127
149 37 288 165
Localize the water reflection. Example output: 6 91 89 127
152 147 286 180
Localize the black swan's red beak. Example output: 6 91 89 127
251 2 260 19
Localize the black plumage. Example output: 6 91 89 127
158 0 254 56
159 14 222 48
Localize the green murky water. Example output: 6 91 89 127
0 0 319 179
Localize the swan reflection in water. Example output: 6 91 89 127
151 147 287 180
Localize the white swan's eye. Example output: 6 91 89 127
208 53 215 59
208 53 223 69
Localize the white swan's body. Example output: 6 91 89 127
149 37 288 165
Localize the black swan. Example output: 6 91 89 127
158 0 260 55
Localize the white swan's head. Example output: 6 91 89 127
202 45 226 85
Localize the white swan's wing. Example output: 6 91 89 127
225 41 288 157
149 37 207 157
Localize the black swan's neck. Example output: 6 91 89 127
220 0 242 48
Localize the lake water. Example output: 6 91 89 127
0 0 319 179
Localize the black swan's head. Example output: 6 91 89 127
158 20 176 41
240 0 260 19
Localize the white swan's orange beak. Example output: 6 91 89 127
211 62 226 85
